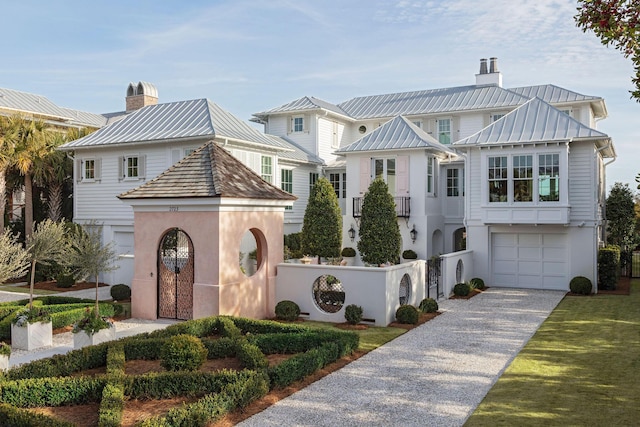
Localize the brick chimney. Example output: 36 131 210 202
475 57 502 87
125 81 158 112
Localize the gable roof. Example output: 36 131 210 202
508 84 607 118
118 141 297 200
0 86 106 127
336 115 456 154
59 99 288 150
252 96 351 122
454 97 609 146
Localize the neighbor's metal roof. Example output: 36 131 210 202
0 87 107 128
118 141 297 201
454 97 609 146
336 115 457 154
337 85 531 119
253 96 350 119
59 99 286 150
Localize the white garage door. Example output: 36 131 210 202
492 233 568 290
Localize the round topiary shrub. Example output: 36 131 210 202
341 247 356 257
55 272 75 288
402 249 417 260
344 304 363 325
570 276 593 295
110 284 131 301
160 334 208 371
469 277 485 290
453 282 471 297
418 298 438 313
275 300 300 321
395 304 419 324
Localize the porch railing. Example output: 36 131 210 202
352 197 410 218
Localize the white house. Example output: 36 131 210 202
253 57 616 291
58 82 322 285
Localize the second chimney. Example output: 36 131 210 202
475 57 503 87
489 57 499 74
479 58 488 75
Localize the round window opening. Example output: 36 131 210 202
399 273 411 305
239 230 260 277
358 125 367 134
312 275 345 313
456 259 464 283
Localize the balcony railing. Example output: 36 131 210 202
352 197 410 218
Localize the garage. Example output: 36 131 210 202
492 233 568 290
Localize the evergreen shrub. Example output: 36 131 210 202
395 305 419 324
275 300 300 321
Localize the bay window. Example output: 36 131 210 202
487 153 561 204
488 156 508 202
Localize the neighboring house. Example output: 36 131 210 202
0 86 106 220
253 58 616 290
58 82 321 285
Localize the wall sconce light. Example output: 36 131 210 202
348 225 356 241
410 225 417 243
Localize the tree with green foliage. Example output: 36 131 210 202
606 182 637 248
25 219 70 308
575 0 640 100
69 222 119 316
301 177 342 262
0 230 29 283
357 178 401 265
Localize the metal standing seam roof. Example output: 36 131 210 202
118 141 297 201
507 84 600 104
336 85 532 119
267 135 324 164
336 115 457 154
252 96 351 119
0 87 106 128
59 99 289 150
453 97 609 146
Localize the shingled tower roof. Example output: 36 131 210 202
118 141 297 201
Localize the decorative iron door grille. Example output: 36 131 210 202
427 257 442 299
158 228 194 320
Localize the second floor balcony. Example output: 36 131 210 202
353 197 411 218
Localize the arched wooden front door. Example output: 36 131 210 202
158 228 194 320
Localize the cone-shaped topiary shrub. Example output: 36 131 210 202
418 298 438 313
275 300 300 321
570 276 593 295
160 334 208 371
395 304 419 324
453 282 471 297
344 304 363 325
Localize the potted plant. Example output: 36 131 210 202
73 307 116 349
402 249 418 262
0 342 10 372
11 306 53 351
341 247 356 266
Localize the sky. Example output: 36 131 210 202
2 0 638 191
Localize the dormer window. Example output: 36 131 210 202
291 115 304 133
491 113 506 122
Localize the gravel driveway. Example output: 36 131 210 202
238 287 565 427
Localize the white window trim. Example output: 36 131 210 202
80 158 101 182
119 155 146 181
290 115 307 133
260 155 273 183
482 149 567 206
436 117 452 145
426 156 436 196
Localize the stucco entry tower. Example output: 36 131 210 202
119 141 296 321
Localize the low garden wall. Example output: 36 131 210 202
276 261 425 326
440 250 474 297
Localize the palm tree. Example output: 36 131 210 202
33 132 72 222
0 116 18 235
4 115 51 238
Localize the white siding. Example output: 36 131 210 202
568 143 596 221
318 117 338 163
458 113 485 140
466 149 483 221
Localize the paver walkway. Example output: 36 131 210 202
238 287 565 427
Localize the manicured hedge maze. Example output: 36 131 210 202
0 315 359 426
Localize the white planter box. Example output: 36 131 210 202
0 354 9 372
73 325 116 349
11 321 53 351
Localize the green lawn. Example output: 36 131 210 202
302 320 406 352
465 279 640 426
0 285 55 295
